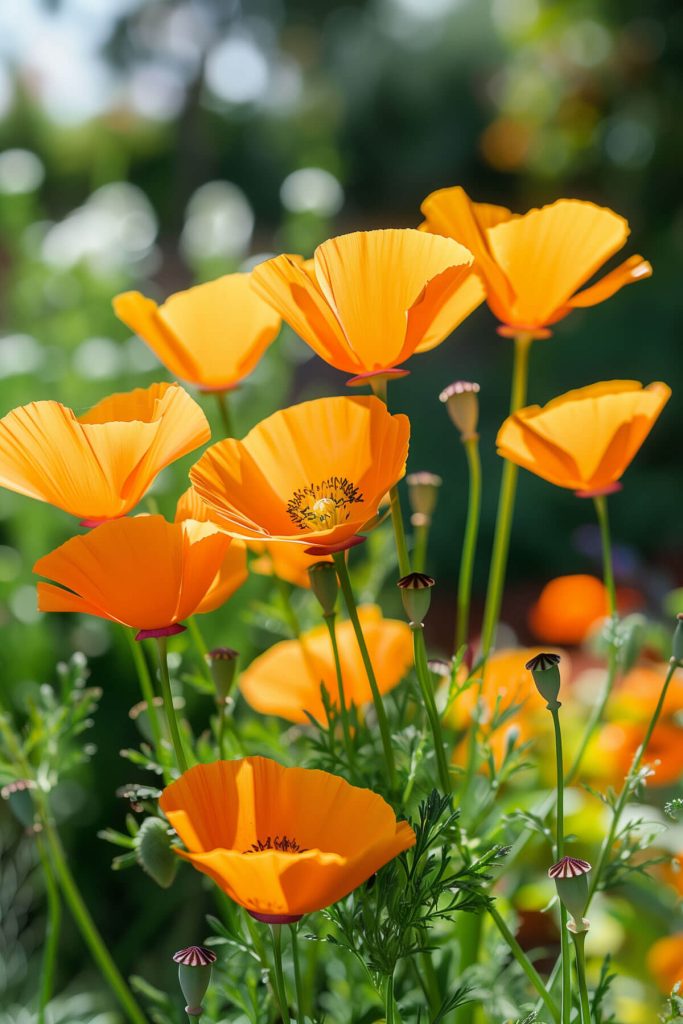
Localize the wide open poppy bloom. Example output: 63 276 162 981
251 228 479 384
240 605 413 723
35 515 231 640
159 757 416 921
248 540 331 589
189 395 410 553
496 381 671 496
419 187 652 336
175 489 248 614
113 274 281 392
0 382 210 524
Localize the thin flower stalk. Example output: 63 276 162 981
155 637 189 774
549 704 571 1024
572 931 592 1024
270 925 291 1023
289 924 306 1024
124 628 168 779
486 904 560 1024
370 377 411 576
412 625 451 794
323 612 356 772
412 519 429 573
215 390 233 437
456 434 482 653
35 832 61 1024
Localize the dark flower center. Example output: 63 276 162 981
287 476 363 530
244 834 308 854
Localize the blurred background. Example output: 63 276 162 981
0 0 681 1017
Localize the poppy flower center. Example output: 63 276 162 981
244 835 307 854
287 476 363 531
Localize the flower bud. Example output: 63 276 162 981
307 560 339 617
134 816 178 889
173 946 217 1018
0 779 37 828
206 648 239 704
548 856 591 932
439 381 480 441
525 652 561 709
406 472 442 527
397 572 435 627
672 613 683 665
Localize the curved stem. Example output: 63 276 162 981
289 925 306 1024
413 626 451 794
36 832 62 1024
456 436 482 654
124 628 167 777
487 904 560 1024
269 924 290 1023
572 931 592 1024
154 637 188 774
215 390 233 437
480 332 533 657
323 612 356 772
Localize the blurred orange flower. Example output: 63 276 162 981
35 515 231 639
647 934 683 993
175 489 248 614
248 539 331 589
240 605 412 723
590 719 683 787
251 229 480 384
0 383 210 524
113 274 281 392
159 757 416 921
529 575 609 645
420 187 651 334
610 664 683 726
190 396 409 553
496 381 671 496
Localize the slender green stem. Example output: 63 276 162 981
188 617 214 687
154 637 188 774
418 951 441 1017
384 972 400 1024
456 436 482 654
270 925 290 1023
333 552 396 789
42 818 148 1024
36 832 61 1024
323 612 356 772
550 706 571 1024
572 931 592 1024
593 496 616 615
289 925 306 1024
454 914 482 1024
412 521 429 573
124 628 166 776
276 575 302 638
480 332 533 657
487 904 560 1024
459 668 485 820
413 626 451 793
215 390 233 437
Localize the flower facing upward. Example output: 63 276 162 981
189 396 410 553
420 186 652 335
35 515 231 640
496 381 671 496
175 489 248 615
239 605 413 723
113 274 281 392
251 228 479 383
0 383 210 524
159 757 416 921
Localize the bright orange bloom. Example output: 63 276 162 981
251 229 480 383
113 274 281 392
647 934 683 993
175 489 247 614
248 540 331 589
189 396 410 553
610 664 683 725
529 575 610 645
0 383 209 524
240 605 413 723
35 515 231 640
496 381 671 496
420 187 652 335
590 719 683 787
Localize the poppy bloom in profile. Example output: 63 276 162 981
175 489 248 614
240 605 413 723
0 382 210 524
251 228 479 385
647 934 683 993
113 274 281 392
248 540 331 589
159 757 416 921
496 381 671 497
420 187 652 337
35 515 231 640
190 396 410 554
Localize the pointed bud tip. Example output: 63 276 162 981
548 856 592 880
173 946 217 967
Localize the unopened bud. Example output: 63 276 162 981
206 648 239 704
173 946 217 1018
397 572 434 627
307 561 339 617
672 613 683 665
1 779 37 828
134 816 178 889
525 652 561 709
439 381 480 441
548 856 591 932
406 472 442 527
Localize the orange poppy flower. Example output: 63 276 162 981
0 383 209 524
496 381 671 497
609 664 683 725
113 274 281 392
647 934 683 993
35 515 231 640
420 187 652 335
589 719 683 787
248 540 331 589
251 229 479 384
529 575 610 645
240 605 413 723
175 489 247 614
189 395 410 553
159 757 416 921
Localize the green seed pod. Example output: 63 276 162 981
0 779 37 828
134 816 178 889
439 381 480 441
206 648 239 704
548 856 591 931
525 652 562 709
397 572 435 627
307 561 339 617
673 613 683 665
173 946 217 1018
406 472 442 527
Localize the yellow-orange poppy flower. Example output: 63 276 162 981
251 229 479 384
113 274 281 392
240 605 413 723
189 395 409 553
175 489 247 614
248 540 331 589
609 664 683 726
588 719 683 787
0 382 209 525
529 575 610 645
159 757 416 921
420 187 652 336
35 515 230 640
647 934 683 993
496 381 671 497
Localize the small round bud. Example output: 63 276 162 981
439 381 480 441
206 648 239 703
173 946 217 1017
307 560 339 617
525 652 561 709
1 779 37 828
548 856 592 931
134 816 178 889
406 472 442 527
672 613 683 665
397 572 435 627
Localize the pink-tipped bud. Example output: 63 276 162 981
439 381 480 441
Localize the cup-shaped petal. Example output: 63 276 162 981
175 489 247 614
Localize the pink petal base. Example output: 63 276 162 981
346 367 410 387
496 325 552 341
248 910 304 925
574 482 623 499
80 517 110 528
135 623 187 642
305 535 366 556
